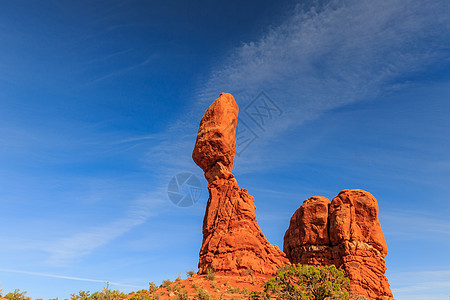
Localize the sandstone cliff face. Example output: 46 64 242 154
193 93 289 275
284 189 394 300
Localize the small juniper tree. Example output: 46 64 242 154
206 268 215 281
186 270 196 278
4 289 31 300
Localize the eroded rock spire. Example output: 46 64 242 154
193 93 289 275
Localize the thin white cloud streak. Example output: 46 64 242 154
44 193 165 266
82 48 135 66
389 270 450 299
112 135 159 145
381 210 450 240
78 54 157 88
0 268 143 289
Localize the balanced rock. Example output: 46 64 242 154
193 93 289 275
284 190 394 299
192 93 238 180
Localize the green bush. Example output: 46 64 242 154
211 281 217 289
70 291 91 300
192 287 211 300
174 289 190 300
160 279 173 289
205 268 215 281
186 270 196 278
148 282 158 293
70 288 126 300
263 264 350 300
4 289 31 300
129 290 152 300
248 290 269 300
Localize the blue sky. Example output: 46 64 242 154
0 0 449 299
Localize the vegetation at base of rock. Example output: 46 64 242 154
173 289 189 300
4 289 31 300
210 281 217 289
160 279 172 289
192 287 211 300
205 268 215 281
1 264 353 300
70 288 127 300
128 290 152 300
258 264 350 300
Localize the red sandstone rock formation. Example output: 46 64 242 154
284 189 394 300
193 93 289 275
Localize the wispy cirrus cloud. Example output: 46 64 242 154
381 210 450 241
389 269 450 300
0 268 143 289
80 53 157 88
196 0 449 137
144 0 450 181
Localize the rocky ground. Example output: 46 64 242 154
144 273 271 300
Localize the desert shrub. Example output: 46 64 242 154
94 289 125 300
186 270 196 278
263 264 350 300
206 268 215 281
355 296 368 300
70 291 91 300
248 290 269 300
174 289 190 300
160 279 173 289
4 289 31 300
193 287 211 300
70 288 126 300
227 286 242 294
129 290 152 300
148 282 158 292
